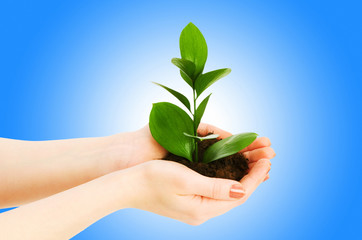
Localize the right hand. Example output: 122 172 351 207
106 123 275 174
120 159 271 225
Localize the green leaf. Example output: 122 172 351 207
180 22 208 79
194 93 211 129
180 71 194 88
152 82 191 111
195 68 231 97
149 102 195 161
203 132 258 163
183 132 219 141
171 58 195 87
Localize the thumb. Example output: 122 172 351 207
185 172 246 200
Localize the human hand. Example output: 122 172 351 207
119 159 271 225
0 155 271 240
106 123 275 173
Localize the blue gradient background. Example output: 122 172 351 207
1 0 361 239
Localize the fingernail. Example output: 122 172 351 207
230 184 245 199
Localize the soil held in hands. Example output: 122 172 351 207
163 134 249 181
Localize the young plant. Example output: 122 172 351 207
149 22 257 163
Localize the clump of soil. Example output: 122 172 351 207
163 134 249 181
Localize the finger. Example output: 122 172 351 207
248 160 272 169
241 137 271 153
240 159 271 198
243 147 276 163
197 123 232 139
248 167 270 182
182 172 246 201
247 160 272 176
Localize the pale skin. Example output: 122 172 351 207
0 123 275 239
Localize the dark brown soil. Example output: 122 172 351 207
163 134 249 181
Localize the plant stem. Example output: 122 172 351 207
193 89 199 162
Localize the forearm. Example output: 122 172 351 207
0 132 134 208
0 135 115 166
0 169 133 240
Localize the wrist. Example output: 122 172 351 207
100 131 139 172
106 166 144 210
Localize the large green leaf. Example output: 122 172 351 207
152 82 191 111
194 93 211 129
149 102 195 161
171 58 195 87
203 132 258 163
195 68 231 97
180 22 208 79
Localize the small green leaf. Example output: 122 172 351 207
180 71 194 88
203 132 258 163
183 132 219 141
195 68 231 97
171 58 195 76
152 82 191 111
149 102 195 161
195 93 211 129
171 58 195 87
180 22 208 79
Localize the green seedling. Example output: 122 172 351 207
149 22 257 163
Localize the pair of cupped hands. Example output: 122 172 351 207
107 123 275 225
